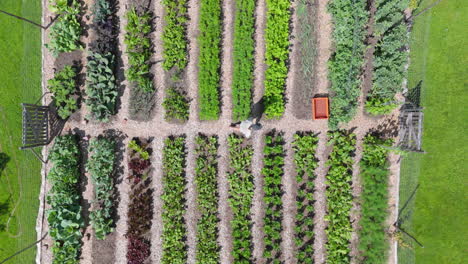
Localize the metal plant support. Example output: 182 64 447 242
20 103 50 163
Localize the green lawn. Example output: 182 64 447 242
0 0 42 263
398 0 468 263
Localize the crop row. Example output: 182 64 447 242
198 0 222 120
47 65 79 120
47 135 83 264
325 130 356 263
263 0 291 119
292 132 318 263
328 0 369 128
231 0 256 121
195 135 220 263
161 136 188 263
46 0 82 56
126 138 153 263
162 0 189 71
262 132 285 261
366 0 409 115
227 134 255 262
358 134 393 263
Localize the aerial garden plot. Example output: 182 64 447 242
1 0 454 263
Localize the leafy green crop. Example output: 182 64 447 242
47 65 79 119
47 135 83 264
162 136 188 264
263 0 291 119
195 135 220 263
358 134 392 263
232 0 255 121
129 140 150 160
292 132 318 263
262 132 285 262
125 8 154 93
162 0 189 71
198 0 221 120
163 88 189 121
85 51 118 122
87 137 116 240
325 130 356 263
328 0 368 128
46 0 83 56
227 134 254 263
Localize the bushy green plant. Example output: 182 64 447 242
161 136 188 264
92 0 112 23
198 0 221 120
328 0 369 128
262 132 285 261
162 0 189 71
227 134 254 263
325 130 356 263
129 140 150 160
163 88 189 121
358 134 393 263
232 0 255 121
47 135 83 264
195 135 220 263
263 0 291 119
48 65 78 119
365 96 400 115
86 51 118 122
87 137 116 240
46 0 82 56
292 132 318 263
125 8 154 93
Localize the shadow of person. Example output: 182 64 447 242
251 98 265 124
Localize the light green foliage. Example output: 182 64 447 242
125 8 154 92
198 0 221 120
128 140 150 160
292 132 318 263
325 130 356 263
227 134 254 263
232 0 255 121
86 51 118 122
263 0 291 119
47 135 83 264
195 135 220 263
162 0 188 70
48 65 78 119
46 0 82 56
163 88 189 121
161 136 187 264
328 0 368 128
87 137 116 240
358 134 392 263
262 132 285 262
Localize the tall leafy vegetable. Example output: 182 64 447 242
232 0 255 121
358 134 392 263
162 136 188 264
198 0 221 120
292 132 318 263
262 132 285 262
47 135 83 264
163 88 189 121
162 0 189 70
328 0 369 128
263 0 291 119
46 0 82 56
325 130 356 263
48 65 79 119
87 137 116 240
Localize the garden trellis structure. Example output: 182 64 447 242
397 103 424 152
20 103 50 163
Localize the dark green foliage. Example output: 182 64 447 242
47 135 83 264
263 0 291 119
227 134 254 263
232 0 255 121
87 137 116 240
262 132 285 262
46 0 82 56
195 135 220 263
92 0 113 23
328 0 369 128
358 134 393 263
163 88 189 121
162 0 189 71
292 132 318 263
47 65 79 119
162 136 188 264
198 0 221 120
325 130 356 263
